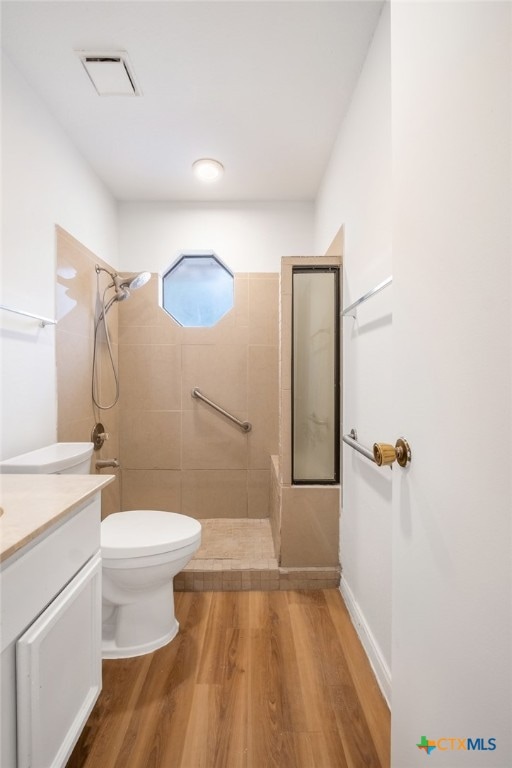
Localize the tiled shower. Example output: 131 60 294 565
56 227 278 514
117 261 279 519
56 226 340 590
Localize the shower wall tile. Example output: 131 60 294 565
120 410 181 469
247 409 279 470
248 345 278 413
281 263 293 296
55 227 122 516
181 408 248 470
119 344 182 411
100 472 121 519
97 339 120 409
118 324 180 346
117 270 279 518
181 470 247 518
118 325 150 346
56 330 93 424
181 344 248 412
57 416 92 445
179 309 246 346
97 410 120 454
246 336 279 473
119 276 168 329
280 485 339 567
56 228 97 336
186 322 249 347
252 272 279 280
248 276 279 345
121 469 182 512
247 470 270 519
234 275 249 327
96 300 120 346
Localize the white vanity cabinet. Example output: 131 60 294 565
0 490 104 768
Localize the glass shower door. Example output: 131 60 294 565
292 267 340 483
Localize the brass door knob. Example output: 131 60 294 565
373 443 396 466
373 438 412 468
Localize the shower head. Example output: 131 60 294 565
96 264 151 291
129 271 151 291
113 271 151 293
95 265 151 317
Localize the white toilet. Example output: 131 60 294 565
0 443 201 659
101 510 201 658
0 441 94 475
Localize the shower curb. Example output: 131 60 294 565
175 564 341 592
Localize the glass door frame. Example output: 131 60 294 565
291 265 340 485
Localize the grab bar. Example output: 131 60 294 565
342 429 376 463
0 304 56 327
343 428 411 468
341 276 392 318
191 388 252 433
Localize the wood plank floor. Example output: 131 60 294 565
67 590 390 768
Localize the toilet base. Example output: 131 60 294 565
102 616 179 659
101 580 179 659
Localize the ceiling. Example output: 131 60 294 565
2 1 383 202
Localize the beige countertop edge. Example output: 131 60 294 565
0 474 115 563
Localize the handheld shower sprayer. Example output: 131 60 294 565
95 265 151 313
93 264 151 410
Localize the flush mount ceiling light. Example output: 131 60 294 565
76 50 141 96
192 158 224 182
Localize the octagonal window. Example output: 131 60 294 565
162 253 234 327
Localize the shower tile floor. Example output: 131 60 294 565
174 518 340 592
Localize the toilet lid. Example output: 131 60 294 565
101 511 202 559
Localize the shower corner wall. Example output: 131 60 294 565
55 226 121 518
55 229 341 589
115 270 280 521
271 255 342 569
56 236 280 524
55 229 341 578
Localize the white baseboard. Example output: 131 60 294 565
339 577 391 706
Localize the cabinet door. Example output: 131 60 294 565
16 554 102 768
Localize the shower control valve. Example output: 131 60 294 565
91 422 110 451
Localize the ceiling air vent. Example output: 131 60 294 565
77 51 141 96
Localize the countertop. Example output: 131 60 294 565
0 474 114 563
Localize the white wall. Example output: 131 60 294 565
118 201 314 275
315 4 392 699
1 54 119 460
1 53 314 462
391 2 511 764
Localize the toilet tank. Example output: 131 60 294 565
0 443 94 475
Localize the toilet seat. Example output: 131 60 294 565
101 510 201 559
